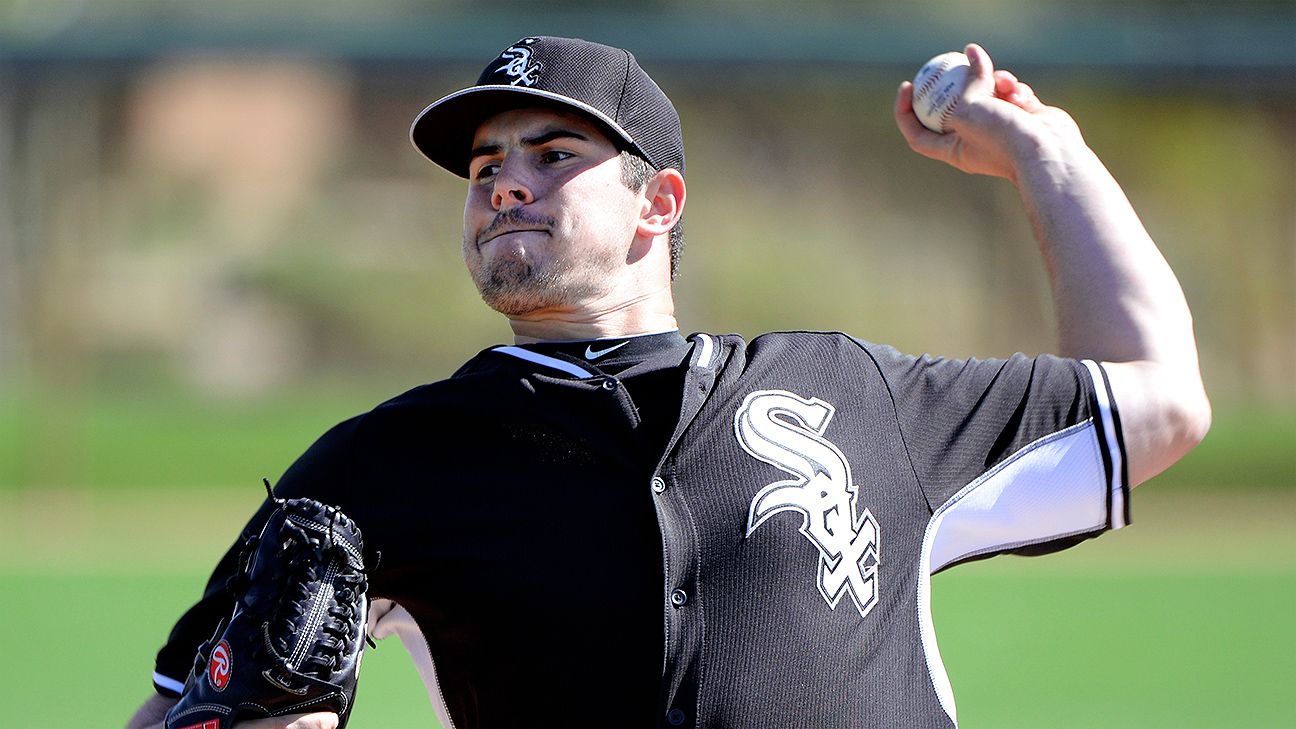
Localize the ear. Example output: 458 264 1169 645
637 168 686 238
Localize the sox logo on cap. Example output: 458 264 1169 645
495 39 543 87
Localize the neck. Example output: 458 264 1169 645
506 286 678 344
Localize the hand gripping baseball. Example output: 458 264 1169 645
164 485 371 729
895 43 1084 181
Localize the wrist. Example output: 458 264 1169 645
1009 123 1097 191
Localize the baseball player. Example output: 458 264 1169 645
127 36 1210 729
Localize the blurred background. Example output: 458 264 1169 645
1 1 1292 727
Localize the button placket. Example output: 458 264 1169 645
650 337 722 729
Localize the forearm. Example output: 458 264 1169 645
1014 133 1211 484
1014 133 1196 366
125 694 174 729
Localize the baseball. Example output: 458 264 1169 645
911 51 971 133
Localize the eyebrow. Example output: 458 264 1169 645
470 128 591 161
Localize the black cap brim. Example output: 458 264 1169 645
410 85 642 179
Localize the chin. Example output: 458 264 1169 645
480 271 615 320
475 260 562 316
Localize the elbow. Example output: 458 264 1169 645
1115 361 1211 487
1176 321 1212 451
1172 381 1212 458
1132 386 1211 488
1189 393 1212 448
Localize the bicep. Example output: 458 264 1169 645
874 347 1094 506
1101 359 1211 488
873 348 1131 569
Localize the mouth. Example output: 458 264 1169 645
478 228 550 248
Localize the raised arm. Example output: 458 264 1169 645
894 43 1210 487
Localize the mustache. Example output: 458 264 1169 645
476 209 556 246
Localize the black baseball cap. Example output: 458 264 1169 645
410 36 684 178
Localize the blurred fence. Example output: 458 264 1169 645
1 5 1293 488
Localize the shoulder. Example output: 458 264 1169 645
732 332 1090 396
736 330 908 370
743 330 906 355
276 357 510 493
301 350 514 452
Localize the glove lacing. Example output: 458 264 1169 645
268 512 369 680
240 480 371 682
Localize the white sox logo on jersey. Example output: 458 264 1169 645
735 390 881 619
494 40 543 87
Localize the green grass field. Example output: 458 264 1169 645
1 390 1292 727
1 486 1293 728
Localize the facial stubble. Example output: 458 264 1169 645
467 209 612 317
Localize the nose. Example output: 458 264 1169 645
491 161 535 211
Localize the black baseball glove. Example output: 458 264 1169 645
166 483 371 729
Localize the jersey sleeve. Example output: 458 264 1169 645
860 343 1129 572
150 415 360 695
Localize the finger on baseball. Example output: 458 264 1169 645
893 82 925 141
963 43 996 94
895 80 914 113
993 70 1019 98
894 82 955 159
1008 82 1042 111
993 69 1042 111
990 68 1041 110
1013 82 1040 107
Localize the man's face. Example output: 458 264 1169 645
463 107 643 316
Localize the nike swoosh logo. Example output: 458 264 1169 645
584 341 630 360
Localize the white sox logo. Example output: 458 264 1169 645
736 390 881 619
494 40 543 87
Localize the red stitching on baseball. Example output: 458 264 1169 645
914 58 954 100
939 98 959 132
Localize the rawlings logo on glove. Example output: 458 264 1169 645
166 482 372 729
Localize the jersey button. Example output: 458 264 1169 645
666 708 687 726
651 477 666 494
670 588 688 607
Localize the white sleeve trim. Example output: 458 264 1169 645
916 416 1122 726
152 671 186 694
1082 359 1127 528
368 598 455 729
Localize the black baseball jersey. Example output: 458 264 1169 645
152 330 1128 728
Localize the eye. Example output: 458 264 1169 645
539 150 574 164
472 162 499 183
